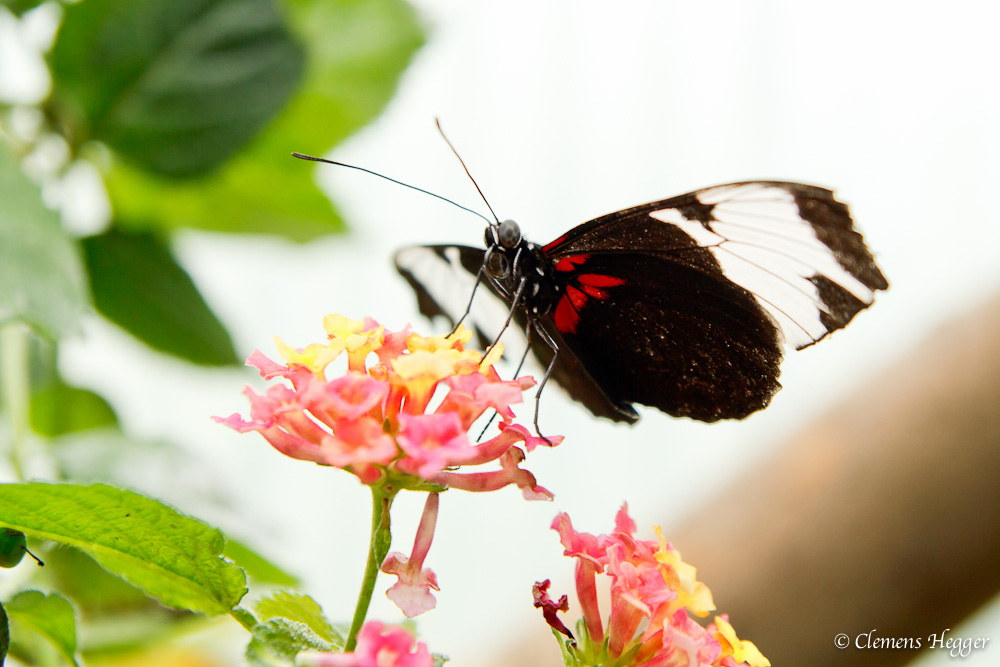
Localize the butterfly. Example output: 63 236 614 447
394 180 888 426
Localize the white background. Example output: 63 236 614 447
6 1 1000 665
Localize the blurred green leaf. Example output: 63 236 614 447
0 144 89 339
0 483 248 616
43 547 151 613
254 591 342 648
105 0 425 242
225 540 301 588
5 591 79 667
81 227 238 366
30 381 117 437
0 601 7 667
282 0 425 148
41 548 203 656
48 0 305 177
1 0 45 16
105 154 344 241
246 618 334 667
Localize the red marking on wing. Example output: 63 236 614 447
566 285 588 309
554 295 580 333
577 273 626 288
581 285 608 299
543 234 569 252
553 268 624 332
554 285 589 334
554 255 590 272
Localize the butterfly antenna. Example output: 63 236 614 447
291 153 492 225
435 118 501 225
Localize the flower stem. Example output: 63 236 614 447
346 485 396 652
1 323 29 481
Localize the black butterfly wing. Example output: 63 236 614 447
394 245 640 423
541 250 783 421
541 181 888 421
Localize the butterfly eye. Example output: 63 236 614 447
486 249 510 279
484 226 497 248
498 219 521 249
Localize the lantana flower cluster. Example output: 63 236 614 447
534 504 769 667
215 314 560 497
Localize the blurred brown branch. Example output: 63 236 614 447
673 293 1000 666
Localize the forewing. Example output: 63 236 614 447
546 181 888 350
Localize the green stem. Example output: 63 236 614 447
1 324 29 481
230 606 259 632
345 485 395 652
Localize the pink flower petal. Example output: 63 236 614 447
246 349 288 379
396 412 476 478
656 609 722 667
381 494 440 618
299 621 432 667
326 417 397 481
312 372 389 421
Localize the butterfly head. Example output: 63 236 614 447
498 219 522 248
483 219 524 282
484 219 521 249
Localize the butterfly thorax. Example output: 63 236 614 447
484 221 561 317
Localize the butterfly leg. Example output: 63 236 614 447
475 326 534 442
449 264 486 335
530 321 560 446
486 274 527 354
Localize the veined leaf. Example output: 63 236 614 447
0 483 247 616
254 591 342 648
246 618 334 667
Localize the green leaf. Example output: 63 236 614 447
30 381 118 437
42 547 151 613
224 540 301 588
4 591 79 667
105 154 344 241
254 591 342 648
0 601 7 667
0 144 89 339
42 550 202 654
282 0 425 149
0 482 248 616
104 0 425 242
1 0 46 16
48 0 305 177
246 618 334 667
81 227 238 366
